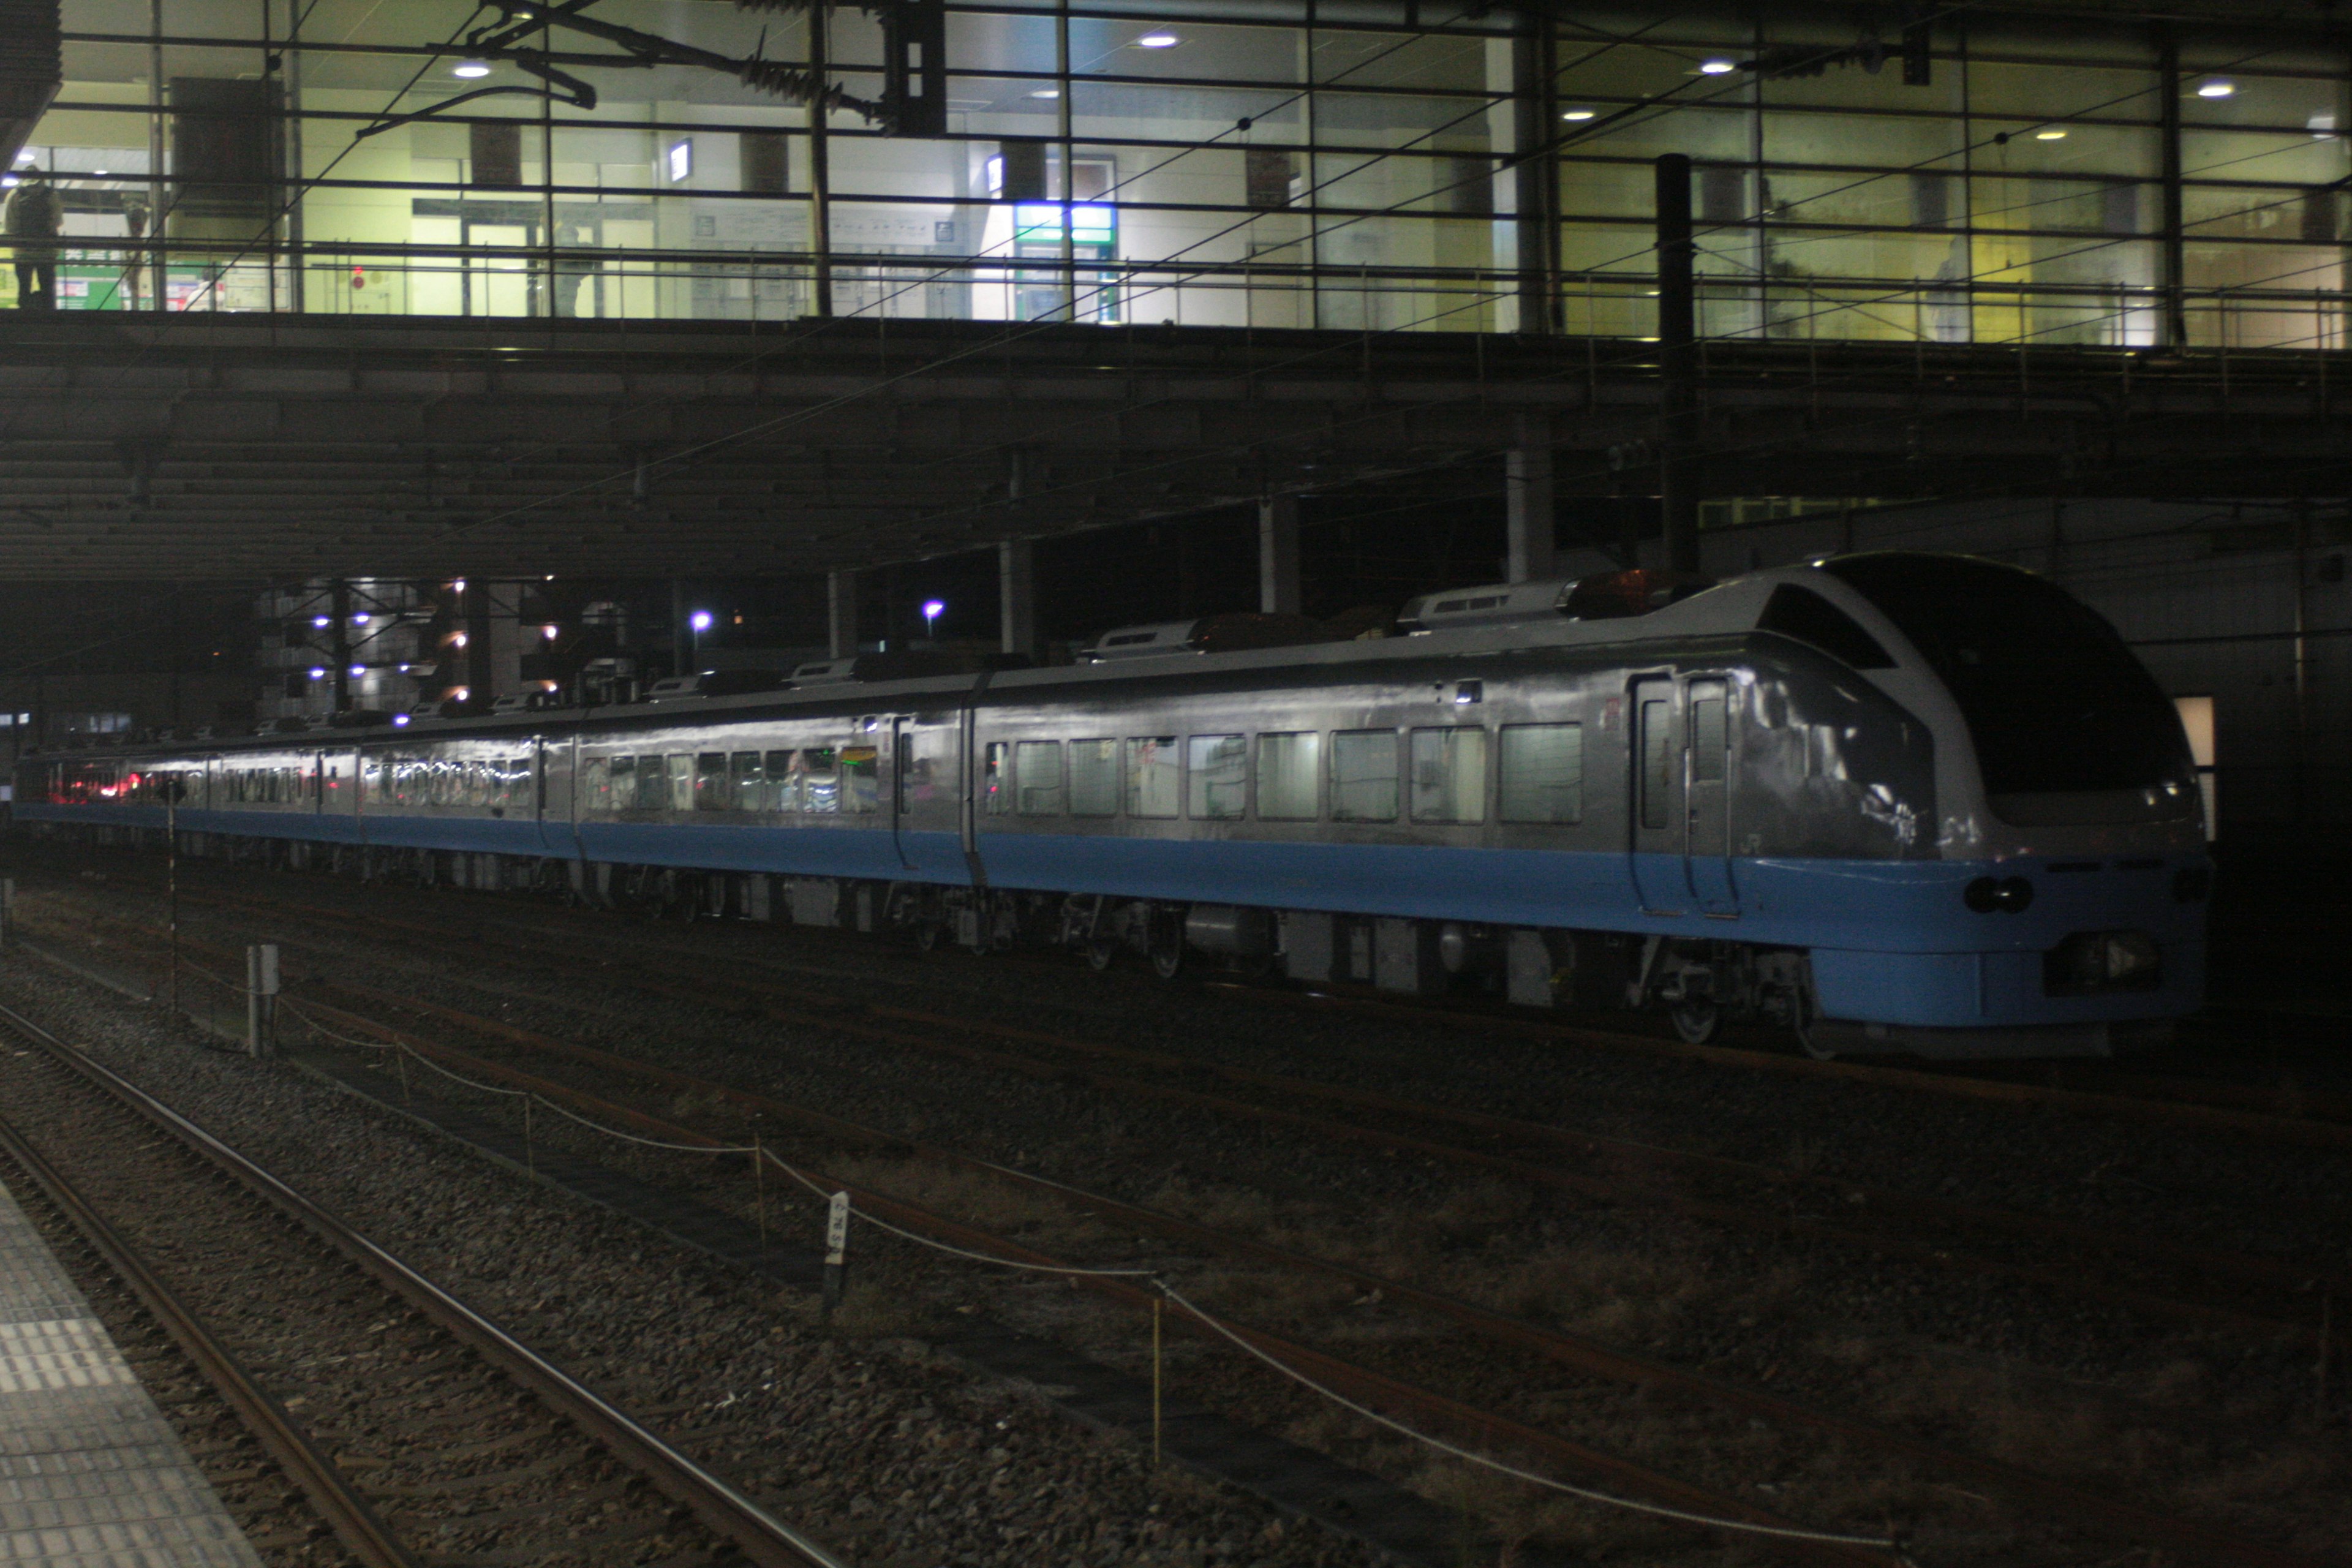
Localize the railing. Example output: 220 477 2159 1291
9 239 2348 352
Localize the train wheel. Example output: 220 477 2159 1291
1085 935 1117 971
1792 998 1838 1060
1668 998 1720 1046
913 920 943 953
1150 942 1184 980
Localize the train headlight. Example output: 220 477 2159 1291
2043 930 2162 995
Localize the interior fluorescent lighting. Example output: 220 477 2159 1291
2035 128 2068 140
452 61 492 78
1698 59 1736 75
2196 78 2235 99
1562 108 1596 121
1135 32 1178 47
1028 88 1060 99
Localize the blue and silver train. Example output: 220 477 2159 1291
17 552 2209 1059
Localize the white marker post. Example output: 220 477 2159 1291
821 1190 850 1321
244 943 279 1057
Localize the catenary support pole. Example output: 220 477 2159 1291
1257 494 1302 614
1504 418 1556 584
998 538 1036 658
1655 153 1700 575
826 570 859 660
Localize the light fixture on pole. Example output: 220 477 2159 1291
922 600 946 640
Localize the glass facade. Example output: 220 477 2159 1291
10 1 2348 347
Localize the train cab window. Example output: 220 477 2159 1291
1069 739 1119 817
1757 585 1894 670
695 752 729 812
1016 741 1064 815
800 747 840 813
1188 735 1247 820
1126 737 1179 819
765 750 796 812
729 752 763 812
1411 728 1489 824
983 742 1010 815
842 747 880 813
1331 729 1400 823
1499 724 1584 824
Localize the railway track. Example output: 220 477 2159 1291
12 853 2352 1564
67 889 2346 1347
0 992 848 1568
38 903 2335 1568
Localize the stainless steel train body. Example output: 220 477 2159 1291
17 554 2211 1059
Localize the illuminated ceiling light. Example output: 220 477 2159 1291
2196 78 2235 99
452 60 492 78
1698 58 1736 75
312 614 331 627
92 168 108 176
308 666 326 679
541 624 560 640
1135 32 1179 48
349 665 366 678
1028 88 1060 99
2035 128 2068 140
689 610 714 632
1561 108 1596 121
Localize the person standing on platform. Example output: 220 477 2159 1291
118 189 151 311
6 173 63 311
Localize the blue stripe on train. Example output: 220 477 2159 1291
20 804 2203 1027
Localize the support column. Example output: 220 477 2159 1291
998 538 1036 658
328 580 351 714
1655 153 1701 575
1504 420 1556 584
2157 28 2187 349
1257 494 1302 614
1511 12 1560 335
827 569 859 660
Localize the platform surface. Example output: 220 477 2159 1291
0 1173 262 1568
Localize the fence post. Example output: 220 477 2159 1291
244 943 279 1057
821 1189 850 1321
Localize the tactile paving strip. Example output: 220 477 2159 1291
0 1175 262 1567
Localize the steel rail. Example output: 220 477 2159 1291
0 1105 423 1568
279 990 2335 1568
0 997 853 1568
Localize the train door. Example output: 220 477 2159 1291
1683 677 1738 917
1632 675 1740 917
1630 677 1684 913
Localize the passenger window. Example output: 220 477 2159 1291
1640 699 1672 831
802 747 840 813
607 755 634 811
1017 740 1064 815
842 746 880 813
1331 729 1399 823
1188 735 1246 820
983 742 1010 815
1068 739 1119 817
730 752 762 811
1411 728 1489 824
696 752 729 812
1498 724 1583 824
668 755 695 812
630 755 664 810
1126 736 1178 819
1691 689 1727 785
771 751 798 812
1256 732 1320 821
582 756 609 812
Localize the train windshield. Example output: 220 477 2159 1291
1819 555 2193 811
